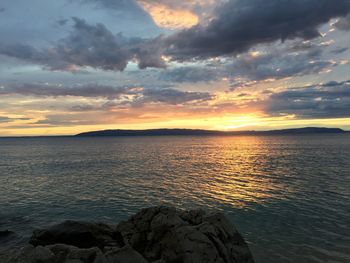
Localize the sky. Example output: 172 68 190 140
1 0 350 136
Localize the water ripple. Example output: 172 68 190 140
0 135 349 262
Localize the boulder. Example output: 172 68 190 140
105 245 148 263
0 230 15 239
0 245 55 263
2 207 254 263
30 221 120 249
116 206 254 263
48 244 107 263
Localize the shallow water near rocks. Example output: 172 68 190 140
0 135 349 263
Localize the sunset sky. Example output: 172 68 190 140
1 0 350 136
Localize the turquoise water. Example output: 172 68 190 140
0 135 349 262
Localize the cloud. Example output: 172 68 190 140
82 0 139 9
1 1 349 72
159 40 342 86
0 116 30 123
264 80 350 118
137 0 199 29
159 66 221 83
166 0 350 60
0 82 213 106
57 18 69 26
0 83 138 99
0 17 165 71
0 7 5 12
139 88 213 105
130 36 167 69
230 45 337 85
330 47 349 54
138 0 212 10
0 18 129 71
34 114 96 126
0 116 11 123
135 0 219 29
335 14 350 31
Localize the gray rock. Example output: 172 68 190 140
47 244 108 263
27 246 55 262
3 206 254 263
65 246 106 263
47 243 76 260
105 245 148 263
117 206 254 263
4 245 56 263
30 221 120 249
0 231 15 239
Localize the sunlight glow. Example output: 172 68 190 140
138 1 199 29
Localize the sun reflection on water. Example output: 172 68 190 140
135 136 296 209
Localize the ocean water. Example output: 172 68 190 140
0 135 349 262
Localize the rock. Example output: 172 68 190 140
178 209 206 225
117 206 254 263
5 245 56 263
47 244 107 263
0 230 15 239
30 221 120 249
63 246 106 263
25 245 56 263
3 206 254 263
105 245 148 263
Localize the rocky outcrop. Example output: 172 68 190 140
0 231 15 239
0 207 254 263
30 221 120 249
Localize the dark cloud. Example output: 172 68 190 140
264 80 350 118
330 47 349 54
53 17 133 71
1 0 349 72
57 19 69 26
34 114 96 126
230 46 337 85
130 36 167 69
0 116 11 123
0 18 164 71
160 39 342 86
166 0 350 60
0 116 30 123
69 87 213 111
0 83 138 99
0 7 5 12
0 82 213 105
159 66 221 83
140 88 213 105
335 14 350 31
70 104 102 112
289 41 316 52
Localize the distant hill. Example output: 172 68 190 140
75 127 346 137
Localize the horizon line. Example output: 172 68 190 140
1 127 349 138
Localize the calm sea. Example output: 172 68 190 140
0 135 349 262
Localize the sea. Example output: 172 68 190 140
0 135 349 263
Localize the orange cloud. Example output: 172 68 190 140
137 1 199 29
